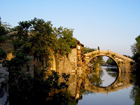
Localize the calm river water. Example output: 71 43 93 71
2 65 140 105
76 66 137 105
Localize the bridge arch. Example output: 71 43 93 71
83 50 122 73
83 50 134 73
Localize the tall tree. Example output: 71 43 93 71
131 35 140 62
98 46 100 50
9 18 77 71
54 27 77 55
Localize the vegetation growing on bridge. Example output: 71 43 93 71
82 47 96 54
82 47 105 70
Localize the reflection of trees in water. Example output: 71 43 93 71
130 68 140 105
80 89 95 95
130 85 140 105
99 70 104 78
9 69 75 105
87 67 118 87
89 56 105 71
106 68 118 78
87 70 103 87
76 71 136 105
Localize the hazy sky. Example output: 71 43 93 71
1 0 140 56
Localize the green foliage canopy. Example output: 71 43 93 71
131 35 140 62
54 27 77 55
82 47 96 54
10 18 77 56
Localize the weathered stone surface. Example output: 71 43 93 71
55 48 78 75
0 38 85 77
83 50 135 73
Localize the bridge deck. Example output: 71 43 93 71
84 50 134 62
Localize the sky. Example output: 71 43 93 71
1 0 140 56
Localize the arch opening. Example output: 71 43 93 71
86 55 119 88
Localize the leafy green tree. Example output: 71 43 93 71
9 20 32 50
89 56 105 69
9 18 56 71
0 21 11 35
5 52 30 72
0 25 7 43
131 35 140 54
131 35 140 88
23 18 57 55
98 46 100 50
82 47 96 54
0 25 6 35
106 57 117 65
0 20 12 43
10 18 76 59
54 27 77 55
6 18 77 104
131 35 140 63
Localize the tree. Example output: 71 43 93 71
106 57 117 65
2 18 77 105
9 20 32 50
131 35 140 62
98 46 100 50
90 56 105 68
0 22 11 35
9 18 77 72
0 25 7 43
10 18 77 56
0 25 6 35
132 35 140 54
54 27 77 55
131 43 138 55
23 18 57 55
82 47 96 54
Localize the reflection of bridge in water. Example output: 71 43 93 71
66 50 135 100
83 72 131 94
67 71 132 100
48 49 135 100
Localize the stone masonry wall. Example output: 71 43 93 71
0 39 78 77
56 48 77 75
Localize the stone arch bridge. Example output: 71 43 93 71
82 50 135 73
